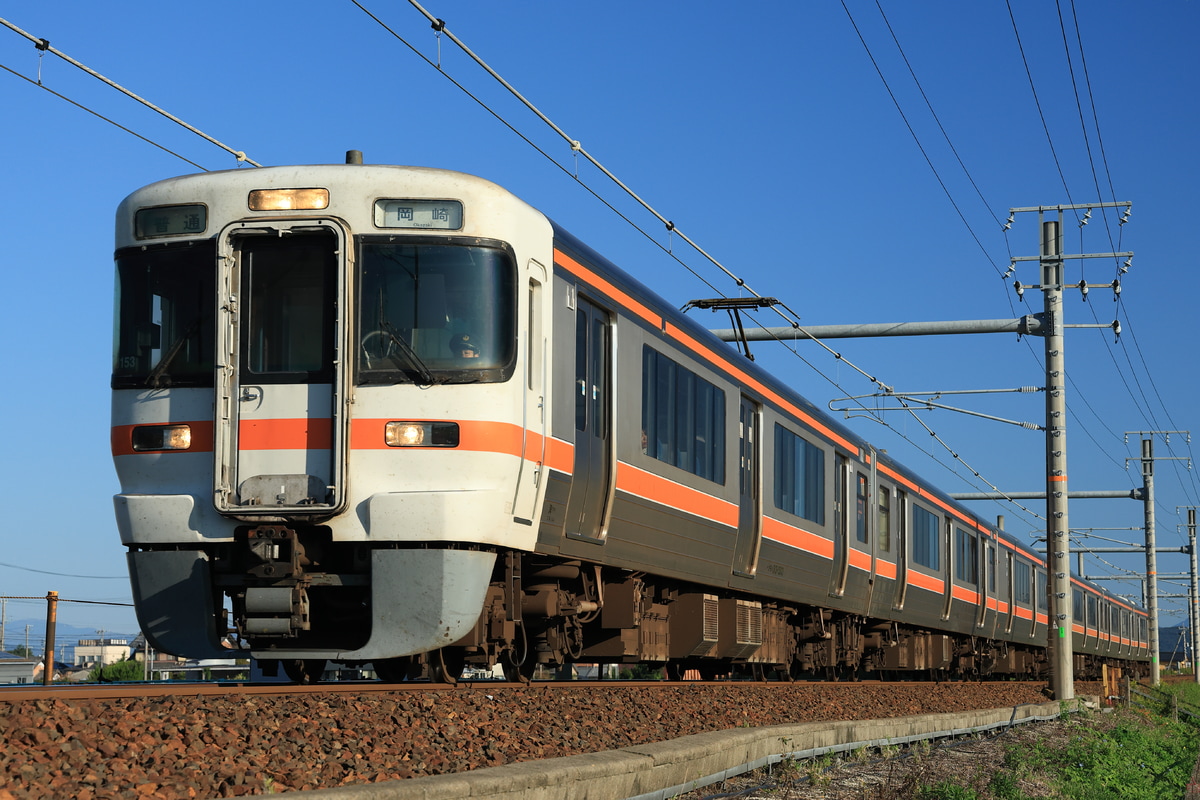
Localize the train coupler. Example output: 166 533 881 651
242 585 311 637
238 525 312 637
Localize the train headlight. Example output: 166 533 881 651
131 424 192 451
384 421 460 448
247 188 330 211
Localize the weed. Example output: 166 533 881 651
916 782 978 800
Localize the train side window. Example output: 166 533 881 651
772 425 825 524
641 346 725 484
575 308 588 431
1036 569 1047 611
911 504 940 570
987 542 996 592
877 486 891 553
1073 589 1084 623
954 527 978 585
1014 560 1032 604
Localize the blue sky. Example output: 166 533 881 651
1 1 1197 645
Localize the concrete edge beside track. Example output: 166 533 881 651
284 697 1093 800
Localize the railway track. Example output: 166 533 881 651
1 679 1065 799
0 676 1050 702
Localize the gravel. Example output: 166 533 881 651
0 681 1058 799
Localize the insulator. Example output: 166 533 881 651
1078 279 1089 300
1014 280 1024 299
1112 320 1121 341
1112 279 1122 300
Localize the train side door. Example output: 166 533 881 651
976 535 989 630
214 223 348 515
861 456 877 612
564 296 613 540
732 397 762 577
1003 551 1015 634
892 490 909 611
829 453 850 597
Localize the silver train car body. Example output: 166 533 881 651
111 162 1150 681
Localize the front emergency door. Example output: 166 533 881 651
215 224 347 513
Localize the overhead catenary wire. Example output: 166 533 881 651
843 0 1008 282
0 7 1186 574
0 17 261 169
0 6 1051 585
390 0 797 329
350 0 1081 529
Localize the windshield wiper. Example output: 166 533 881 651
145 319 200 389
380 321 439 386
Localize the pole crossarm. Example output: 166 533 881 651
1009 251 1133 263
1010 202 1132 213
951 489 1144 500
1083 574 1193 581
1052 547 1191 554
709 316 1044 343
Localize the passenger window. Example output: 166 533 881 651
773 425 825 524
641 346 725 484
954 528 978 585
911 505 940 570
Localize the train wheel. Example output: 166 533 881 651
282 659 325 684
502 652 536 684
431 647 465 685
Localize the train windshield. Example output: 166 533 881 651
357 239 516 385
112 242 216 389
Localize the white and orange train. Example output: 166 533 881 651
110 156 1150 682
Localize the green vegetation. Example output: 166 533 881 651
894 687 1200 800
1010 707 1198 799
731 685 1200 799
87 659 145 682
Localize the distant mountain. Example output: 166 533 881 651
1 618 140 658
1160 625 1194 661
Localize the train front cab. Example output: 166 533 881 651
112 166 554 665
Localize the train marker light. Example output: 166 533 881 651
131 424 192 451
384 421 459 448
248 188 330 211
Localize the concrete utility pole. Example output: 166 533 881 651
706 200 1131 701
1038 216 1074 701
1185 508 1199 685
1126 432 1192 686
1142 437 1159 685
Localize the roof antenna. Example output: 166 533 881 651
346 150 363 165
